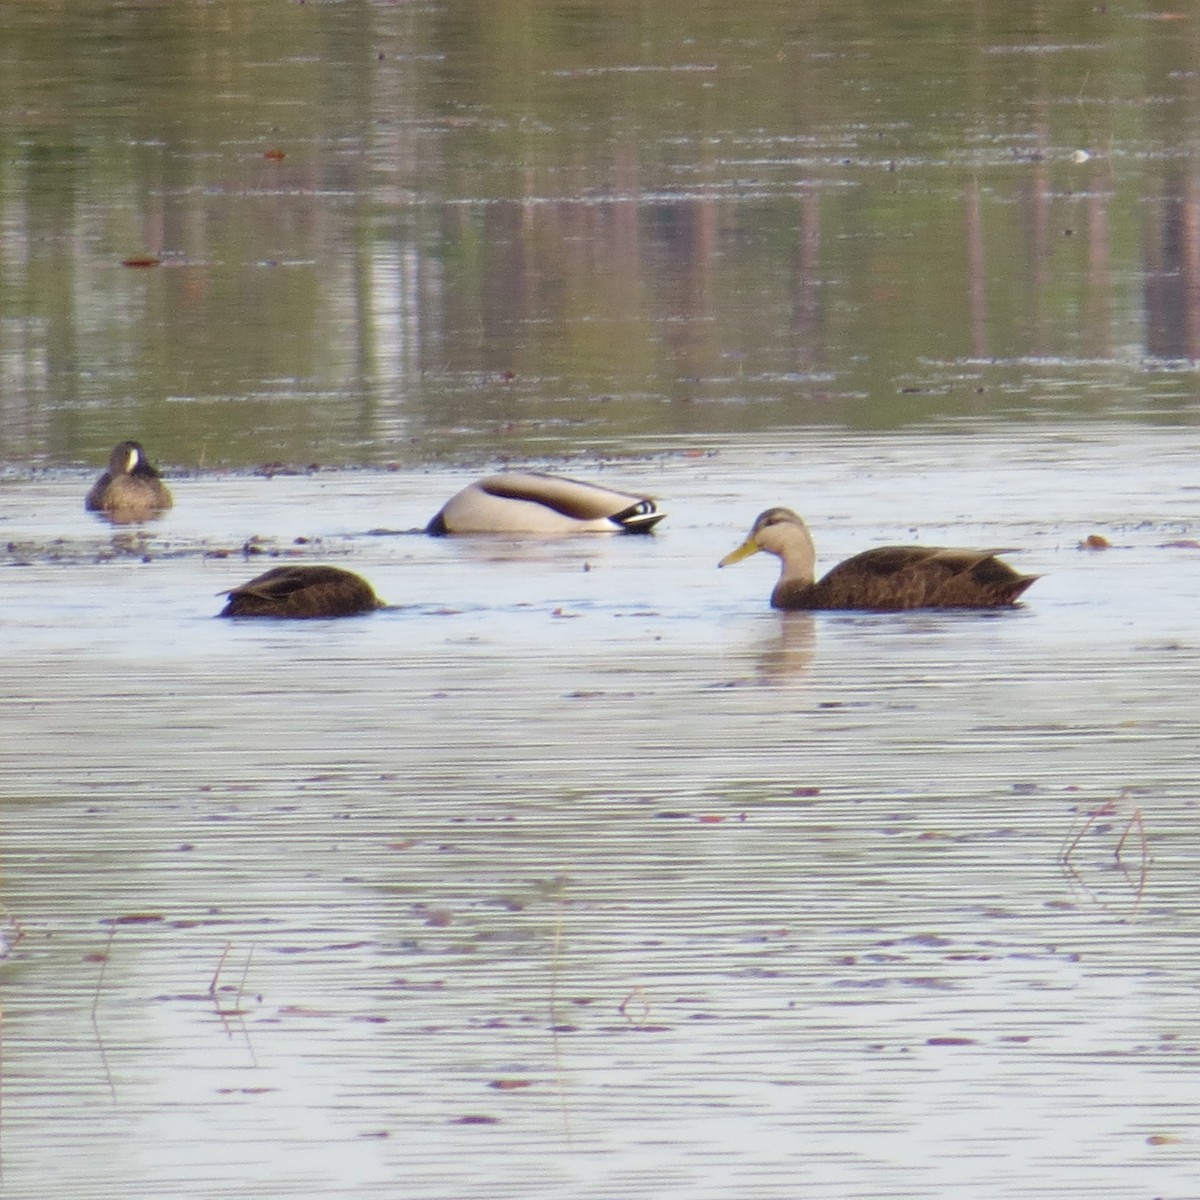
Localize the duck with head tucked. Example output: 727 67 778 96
85 440 173 520
427 471 665 535
218 565 382 619
720 507 1039 611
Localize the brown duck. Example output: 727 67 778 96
719 507 1039 611
218 565 383 619
85 440 173 519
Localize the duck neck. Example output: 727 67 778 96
773 524 818 589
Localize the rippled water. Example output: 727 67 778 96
6 0 1200 1192
3 423 1199 1198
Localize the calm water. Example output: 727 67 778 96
3 0 1200 467
5 424 1200 1199
3 2 1200 1198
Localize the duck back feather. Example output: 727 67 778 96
219 565 382 619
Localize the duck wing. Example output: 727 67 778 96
808 546 1037 610
220 566 380 618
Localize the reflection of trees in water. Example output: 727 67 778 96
8 4 1200 463
1144 172 1200 361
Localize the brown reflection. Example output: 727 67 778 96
750 612 817 684
790 190 825 375
107 531 157 558
90 510 169 529
1144 171 1200 360
964 175 988 359
8 1 1200 467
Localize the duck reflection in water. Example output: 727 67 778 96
748 611 818 684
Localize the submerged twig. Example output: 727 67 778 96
208 941 232 998
91 925 118 1103
234 944 255 1012
1115 807 1150 919
617 986 652 1025
91 924 117 1019
1060 789 1152 920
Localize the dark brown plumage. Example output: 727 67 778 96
719 507 1039 611
218 565 382 619
85 440 172 520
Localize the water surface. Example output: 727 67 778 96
4 423 1200 1198
4 1 1200 1196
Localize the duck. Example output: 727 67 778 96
85 440 173 519
218 565 382 619
426 471 666 535
719 507 1039 611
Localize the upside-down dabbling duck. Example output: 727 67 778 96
85 440 173 518
426 472 666 535
218 565 382 619
719 507 1039 611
